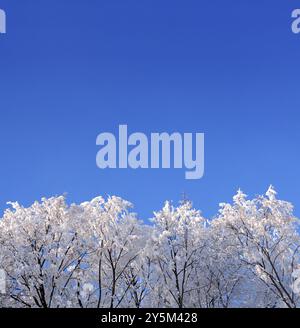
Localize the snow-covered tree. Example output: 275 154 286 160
149 200 207 308
217 186 300 308
0 186 299 308
0 196 85 308
71 196 146 308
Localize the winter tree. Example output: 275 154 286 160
149 200 207 308
0 186 299 308
0 196 86 308
71 196 147 308
217 186 300 308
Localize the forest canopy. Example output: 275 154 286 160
0 186 299 308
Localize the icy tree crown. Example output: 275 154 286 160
0 187 299 308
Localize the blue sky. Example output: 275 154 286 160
0 0 300 222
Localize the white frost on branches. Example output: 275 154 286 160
0 186 299 308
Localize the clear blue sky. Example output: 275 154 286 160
0 0 300 222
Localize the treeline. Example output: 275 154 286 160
0 186 299 308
